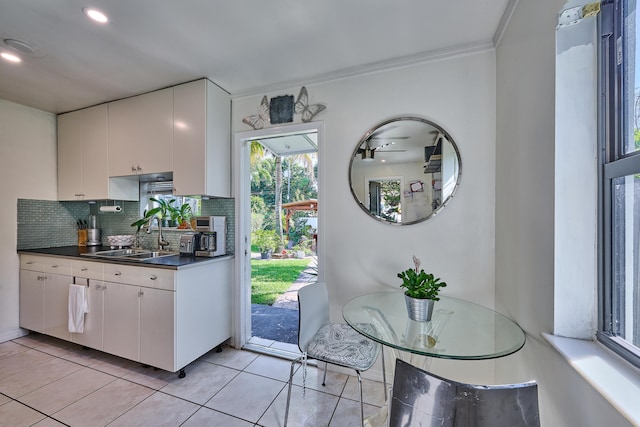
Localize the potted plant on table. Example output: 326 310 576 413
398 255 447 321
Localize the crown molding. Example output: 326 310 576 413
493 0 521 47
231 41 495 101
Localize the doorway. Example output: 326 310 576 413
233 122 324 357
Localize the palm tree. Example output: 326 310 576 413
250 141 273 187
274 155 283 250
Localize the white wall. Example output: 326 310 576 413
496 1 632 425
233 51 500 383
0 99 57 341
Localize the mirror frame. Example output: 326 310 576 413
348 116 462 225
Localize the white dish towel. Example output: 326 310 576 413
68 284 89 333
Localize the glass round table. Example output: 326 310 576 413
342 292 526 359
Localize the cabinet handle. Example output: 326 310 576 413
138 290 144 297
51 265 58 268
150 275 157 281
75 193 85 197
136 166 142 172
114 272 122 276
81 267 88 271
26 261 34 265
131 166 137 172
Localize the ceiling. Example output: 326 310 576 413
0 0 512 114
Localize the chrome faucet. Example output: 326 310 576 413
147 216 169 250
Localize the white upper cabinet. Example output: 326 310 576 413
58 104 138 201
57 80 230 199
173 79 231 197
108 87 173 177
58 104 109 200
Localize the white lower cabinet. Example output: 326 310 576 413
103 280 141 362
43 273 73 342
71 280 104 349
19 270 45 333
140 287 175 370
20 257 73 340
19 254 230 375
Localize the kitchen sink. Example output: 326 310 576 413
82 249 178 261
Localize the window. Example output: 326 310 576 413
139 181 201 226
599 0 640 367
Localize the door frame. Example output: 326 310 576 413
232 121 325 349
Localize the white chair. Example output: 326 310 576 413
284 282 385 427
389 358 540 427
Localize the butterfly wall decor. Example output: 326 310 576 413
242 87 327 130
242 95 270 130
295 86 326 123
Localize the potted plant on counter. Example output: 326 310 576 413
398 255 447 321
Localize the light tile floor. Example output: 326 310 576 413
0 334 385 427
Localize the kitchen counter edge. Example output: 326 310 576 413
17 246 234 270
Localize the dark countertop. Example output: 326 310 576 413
18 246 233 270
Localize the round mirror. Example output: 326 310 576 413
349 117 461 225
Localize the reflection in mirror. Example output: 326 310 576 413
349 117 461 225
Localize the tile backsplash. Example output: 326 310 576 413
17 198 235 254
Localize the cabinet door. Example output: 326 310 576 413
137 87 173 174
57 111 83 200
19 270 45 333
108 96 139 177
173 80 206 195
173 79 230 197
72 280 104 349
81 104 109 199
103 281 140 361
43 273 73 341
140 288 175 371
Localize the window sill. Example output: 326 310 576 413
542 333 640 425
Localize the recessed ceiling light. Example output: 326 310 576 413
2 38 45 57
83 7 109 23
1 52 22 63
4 39 35 55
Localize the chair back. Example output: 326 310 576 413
389 359 540 427
297 281 330 352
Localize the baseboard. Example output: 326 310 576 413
0 328 29 343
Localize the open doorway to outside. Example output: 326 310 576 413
233 122 322 357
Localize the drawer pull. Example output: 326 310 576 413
81 267 88 271
114 272 122 276
26 261 34 265
51 265 58 268
150 275 157 281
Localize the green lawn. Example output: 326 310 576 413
251 258 310 305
